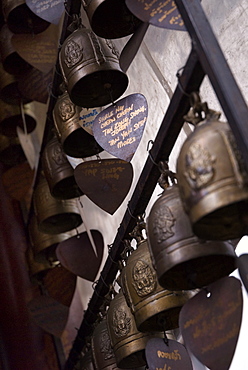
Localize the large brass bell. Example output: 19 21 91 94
146 166 237 291
177 93 248 240
33 175 83 235
2 0 50 34
28 215 73 265
121 222 192 333
42 136 83 199
107 288 161 368
53 91 103 158
82 0 141 39
59 26 128 108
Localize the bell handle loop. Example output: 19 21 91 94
158 161 177 189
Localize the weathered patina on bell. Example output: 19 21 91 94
42 136 83 199
82 0 141 39
33 175 83 235
53 91 103 158
2 0 50 34
0 24 32 75
0 99 36 137
121 219 192 333
59 26 128 108
177 93 248 240
28 215 73 265
107 288 161 368
146 165 237 291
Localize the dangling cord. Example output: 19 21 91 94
147 139 160 167
163 330 169 347
20 99 28 137
176 66 191 98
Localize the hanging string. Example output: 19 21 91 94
20 99 28 137
176 66 191 97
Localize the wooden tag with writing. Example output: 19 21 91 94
93 94 148 162
18 68 53 104
237 254 248 293
74 159 133 214
79 107 101 136
126 0 186 31
179 276 243 370
28 295 69 337
26 0 64 25
42 265 77 307
12 24 59 73
56 230 104 282
146 338 193 370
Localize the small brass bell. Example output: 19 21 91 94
42 136 83 199
177 92 248 240
107 288 161 368
82 0 141 39
53 91 103 158
25 246 57 284
147 164 237 291
33 175 83 235
59 26 128 108
121 220 192 333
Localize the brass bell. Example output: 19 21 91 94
177 93 248 240
146 166 237 291
0 134 26 167
59 26 128 108
33 175 83 235
42 136 83 199
25 246 57 284
0 24 32 75
121 221 192 333
82 0 141 39
53 91 103 158
2 0 50 34
0 99 36 137
28 215 73 265
107 288 161 369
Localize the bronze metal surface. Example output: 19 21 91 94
145 338 193 370
177 117 248 240
82 0 141 39
42 136 83 199
122 239 192 332
74 159 133 214
2 0 50 34
107 289 160 369
59 27 128 108
0 99 36 137
92 93 148 162
53 91 103 158
179 276 243 370
33 175 83 234
56 230 104 282
0 24 32 75
147 184 236 290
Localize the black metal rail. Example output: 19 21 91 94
58 0 248 368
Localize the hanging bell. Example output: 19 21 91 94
2 0 50 34
0 24 32 75
0 99 36 137
121 220 192 333
42 136 83 199
146 165 237 291
0 134 26 167
28 215 74 265
53 91 103 158
33 175 83 235
82 0 141 39
59 26 128 108
26 246 57 284
177 92 248 240
107 288 161 369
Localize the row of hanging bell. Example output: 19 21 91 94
146 163 237 291
176 92 248 241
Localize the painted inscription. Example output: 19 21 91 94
79 107 100 135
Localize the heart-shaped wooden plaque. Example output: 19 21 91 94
74 159 133 214
18 68 53 104
26 0 64 25
179 276 243 370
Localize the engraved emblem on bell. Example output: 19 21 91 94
100 331 114 360
153 206 175 243
184 142 215 189
132 260 157 297
52 142 67 166
64 40 82 68
59 98 75 121
113 307 131 337
105 39 120 58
